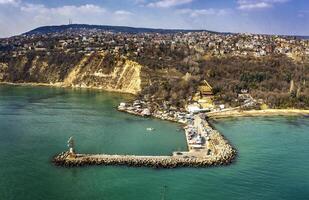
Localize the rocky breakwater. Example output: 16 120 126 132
207 130 237 164
53 151 235 168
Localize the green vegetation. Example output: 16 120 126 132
136 54 308 109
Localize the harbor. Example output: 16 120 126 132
53 112 236 168
2 86 308 200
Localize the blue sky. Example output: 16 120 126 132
0 0 308 37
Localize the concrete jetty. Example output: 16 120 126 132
53 115 236 168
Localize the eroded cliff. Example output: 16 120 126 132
0 52 146 95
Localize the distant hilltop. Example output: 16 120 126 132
23 24 308 39
23 24 223 35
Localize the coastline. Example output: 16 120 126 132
0 81 63 87
207 109 309 119
2 82 308 119
0 81 138 95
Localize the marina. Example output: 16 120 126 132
53 113 236 168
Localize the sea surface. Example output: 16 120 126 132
0 85 308 200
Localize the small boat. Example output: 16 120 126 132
146 128 155 131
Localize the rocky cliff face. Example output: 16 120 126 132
0 52 146 95
64 53 143 94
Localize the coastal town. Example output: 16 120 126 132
1 26 309 61
1 25 308 111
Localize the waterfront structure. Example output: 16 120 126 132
67 136 75 154
187 103 202 113
53 114 236 168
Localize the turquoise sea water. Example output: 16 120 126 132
0 85 308 200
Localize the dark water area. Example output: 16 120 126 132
0 85 308 200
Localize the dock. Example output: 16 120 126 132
53 115 236 168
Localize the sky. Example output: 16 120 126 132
0 0 308 37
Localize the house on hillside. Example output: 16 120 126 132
197 80 213 97
192 80 215 110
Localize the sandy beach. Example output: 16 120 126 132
207 109 309 119
0 81 64 87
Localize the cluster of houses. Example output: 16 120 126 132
1 28 308 60
118 78 261 124
117 79 228 123
179 32 309 58
237 89 261 109
190 79 266 112
118 100 151 117
118 99 196 124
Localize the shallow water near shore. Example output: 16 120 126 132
1 85 309 200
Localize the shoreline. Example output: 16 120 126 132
0 81 138 95
207 109 309 119
2 82 308 119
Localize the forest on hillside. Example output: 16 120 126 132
138 55 309 109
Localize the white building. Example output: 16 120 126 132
187 103 201 113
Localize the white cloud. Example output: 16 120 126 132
0 0 17 4
237 0 289 10
114 10 133 15
148 0 193 8
21 3 106 15
238 2 271 10
0 0 19 5
298 10 309 18
134 0 146 4
177 8 231 17
18 3 107 25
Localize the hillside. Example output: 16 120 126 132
23 24 221 35
22 24 308 39
1 25 308 110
